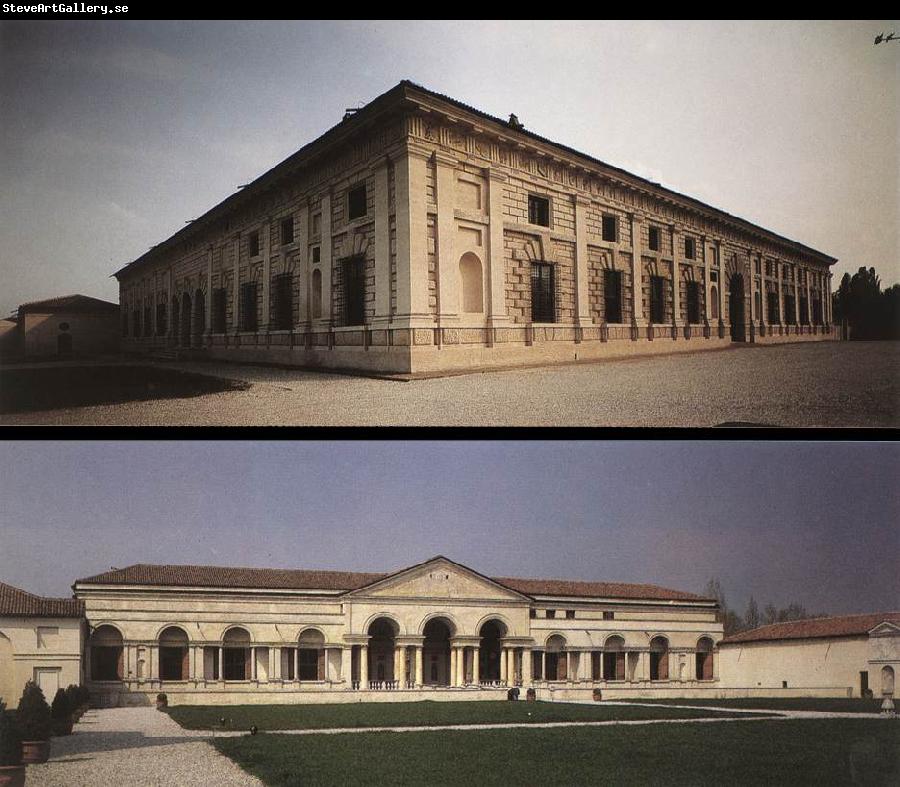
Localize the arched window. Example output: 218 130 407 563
696 637 714 680
650 636 669 681
223 627 251 681
159 626 189 681
603 635 625 681
311 269 322 320
298 629 326 681
545 635 567 681
90 625 124 681
459 253 484 314
710 286 719 319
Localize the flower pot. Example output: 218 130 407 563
592 689 603 701
0 765 26 787
20 739 51 764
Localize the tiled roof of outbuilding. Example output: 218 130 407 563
76 563 710 603
721 612 900 644
0 581 84 618
17 294 119 314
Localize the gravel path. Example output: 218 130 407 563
26 707 262 787
3 341 897 426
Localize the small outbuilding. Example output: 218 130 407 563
718 612 900 698
9 294 120 361
0 582 85 708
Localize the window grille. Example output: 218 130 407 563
767 292 780 324
649 275 666 323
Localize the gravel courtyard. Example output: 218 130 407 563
2 341 897 427
26 707 261 787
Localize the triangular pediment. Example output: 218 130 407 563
869 621 900 637
346 557 529 602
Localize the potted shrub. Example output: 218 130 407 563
77 684 91 715
155 693 168 711
16 681 52 764
0 701 25 787
50 689 73 736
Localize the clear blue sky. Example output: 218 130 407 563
1 20 897 317
1 441 897 617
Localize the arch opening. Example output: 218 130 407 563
368 617 398 684
223 627 251 681
298 629 326 681
90 625 124 681
423 617 452 686
649 636 669 681
545 634 567 681
159 626 189 681
696 637 714 680
478 619 507 683
729 274 745 341
458 252 484 314
603 635 625 681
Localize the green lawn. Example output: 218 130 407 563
635 697 885 714
168 699 759 731
213 718 899 786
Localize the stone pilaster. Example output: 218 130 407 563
393 145 432 328
231 236 240 335
415 645 423 687
630 213 645 327
296 205 310 329
359 644 368 688
205 246 213 337
486 167 509 327
574 196 592 326
261 219 271 331
373 157 392 326
315 193 333 329
671 226 682 328
435 150 458 325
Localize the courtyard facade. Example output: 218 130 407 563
115 81 837 375
74 556 723 706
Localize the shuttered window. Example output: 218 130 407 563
531 261 555 323
241 283 258 331
686 281 701 324
271 274 293 330
649 276 666 323
342 256 366 325
604 269 623 323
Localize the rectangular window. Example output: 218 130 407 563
529 609 536 619
528 194 550 227
249 231 260 258
686 281 701 324
311 213 322 237
143 307 152 337
342 256 366 325
348 184 367 220
36 627 58 649
530 261 555 323
565 610 575 620
783 264 790 279
212 288 227 333
280 216 294 245
271 274 293 330
601 214 617 243
241 282 258 331
603 611 615 621
604 269 623 323
755 259 762 275
784 294 795 324
648 226 660 252
649 275 666 323
800 297 809 325
223 648 247 681
156 303 167 336
684 236 696 259
545 610 556 619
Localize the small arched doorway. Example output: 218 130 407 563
696 637 714 680
180 293 192 347
545 634 567 681
159 626 189 681
478 619 506 683
57 332 73 359
603 635 625 681
368 618 398 684
222 627 251 681
90 625 124 681
422 618 452 685
729 274 745 342
650 636 669 681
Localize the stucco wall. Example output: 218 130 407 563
0 617 83 708
22 311 119 359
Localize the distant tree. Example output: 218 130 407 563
744 596 761 631
703 578 744 636
833 266 900 340
763 603 779 626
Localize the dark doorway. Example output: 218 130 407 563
57 333 73 359
478 619 505 682
423 618 451 685
729 274 745 342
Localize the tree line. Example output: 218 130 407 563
832 266 900 340
703 578 826 637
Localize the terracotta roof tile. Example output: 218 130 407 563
76 563 709 602
721 612 900 644
0 582 84 618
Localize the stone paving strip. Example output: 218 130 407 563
26 707 263 787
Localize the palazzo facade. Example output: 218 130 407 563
115 81 837 375
74 556 724 706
